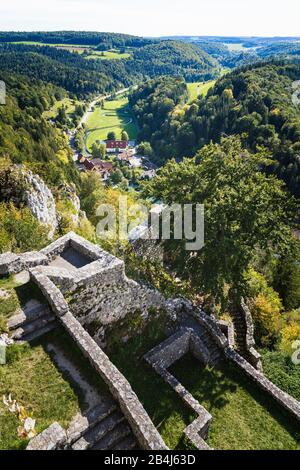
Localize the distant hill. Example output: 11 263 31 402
0 39 220 98
0 31 156 48
160 36 300 68
131 40 220 81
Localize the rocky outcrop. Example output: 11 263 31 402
57 183 83 227
23 171 58 238
0 164 87 240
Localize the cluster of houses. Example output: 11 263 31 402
76 139 143 180
78 155 114 180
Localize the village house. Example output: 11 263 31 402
78 156 113 180
117 149 134 163
83 158 97 172
106 140 128 153
93 159 114 180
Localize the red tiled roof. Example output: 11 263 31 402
106 140 127 149
100 161 113 170
83 159 95 171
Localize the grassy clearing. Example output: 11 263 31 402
107 310 300 450
43 97 83 121
86 50 131 60
0 327 111 450
170 354 300 450
107 314 194 449
225 42 249 52
86 97 137 151
187 81 216 102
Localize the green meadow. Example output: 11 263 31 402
85 96 137 151
187 80 216 102
85 50 131 60
43 97 83 121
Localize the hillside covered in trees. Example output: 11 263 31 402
130 41 220 81
163 36 300 68
131 61 300 197
0 39 220 98
0 31 156 48
0 43 133 97
0 72 78 186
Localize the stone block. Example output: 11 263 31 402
26 422 67 450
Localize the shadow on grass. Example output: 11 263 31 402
34 327 112 413
170 355 235 411
107 326 196 448
171 353 300 446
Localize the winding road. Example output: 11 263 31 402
77 87 131 130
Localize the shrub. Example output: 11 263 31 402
279 321 300 354
246 269 283 347
251 293 282 347
0 203 48 253
262 350 300 402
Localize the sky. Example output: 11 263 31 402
0 0 299 37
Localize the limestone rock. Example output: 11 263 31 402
23 171 58 238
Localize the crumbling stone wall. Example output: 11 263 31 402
2 232 300 450
62 262 164 328
41 234 165 335
26 423 67 450
26 252 168 450
1 232 165 338
128 205 165 264
144 328 212 450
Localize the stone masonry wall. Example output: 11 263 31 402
2 232 300 449
27 256 168 450
62 264 164 327
144 328 212 450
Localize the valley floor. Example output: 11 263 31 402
85 96 138 152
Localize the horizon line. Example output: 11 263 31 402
0 30 300 39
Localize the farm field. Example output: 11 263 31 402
85 50 131 60
225 42 250 51
187 80 216 102
85 96 137 152
7 42 130 59
7 41 92 51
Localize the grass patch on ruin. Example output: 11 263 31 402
107 314 197 449
0 339 79 450
0 327 112 450
0 276 48 332
0 276 22 331
170 353 300 450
